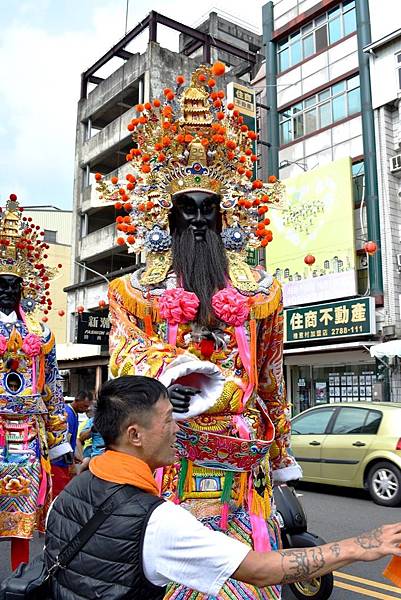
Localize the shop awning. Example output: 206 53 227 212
370 340 401 359
56 343 102 362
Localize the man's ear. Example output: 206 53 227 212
126 424 142 448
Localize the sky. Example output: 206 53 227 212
0 0 399 211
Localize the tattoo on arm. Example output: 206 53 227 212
278 547 326 584
355 527 383 550
330 543 340 558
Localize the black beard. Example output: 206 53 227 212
172 229 229 326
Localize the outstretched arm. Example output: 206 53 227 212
233 524 401 587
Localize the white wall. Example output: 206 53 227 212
369 37 401 109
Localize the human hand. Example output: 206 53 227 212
168 384 201 414
353 523 401 561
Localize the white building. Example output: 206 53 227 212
253 0 401 410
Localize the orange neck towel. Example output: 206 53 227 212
89 449 159 496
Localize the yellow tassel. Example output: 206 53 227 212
184 459 193 493
37 355 45 391
41 455 51 474
251 279 282 320
237 472 247 507
110 277 160 322
250 316 258 389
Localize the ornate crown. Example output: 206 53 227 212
96 63 286 257
0 194 58 314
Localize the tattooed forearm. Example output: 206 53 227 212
356 527 383 550
278 547 326 584
330 543 341 558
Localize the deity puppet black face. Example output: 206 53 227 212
0 275 22 315
170 191 222 241
170 191 228 326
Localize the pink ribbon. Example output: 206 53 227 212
167 323 178 346
154 467 164 494
248 477 271 552
234 325 254 405
31 358 37 395
19 307 37 395
38 467 47 506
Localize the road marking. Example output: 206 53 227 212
334 571 401 595
334 579 401 599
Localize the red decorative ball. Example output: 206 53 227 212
98 300 106 308
304 254 316 266
58 310 65 316
42 317 48 323
9 193 17 201
211 61 226 77
364 241 377 255
76 305 85 314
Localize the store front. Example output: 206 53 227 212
285 344 376 415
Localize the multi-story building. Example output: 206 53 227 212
22 207 71 345
254 0 401 410
64 10 263 392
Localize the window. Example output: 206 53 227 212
277 2 356 72
44 229 57 244
352 161 365 205
396 52 401 89
292 408 336 435
279 75 361 144
331 407 382 434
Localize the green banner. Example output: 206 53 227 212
285 297 375 343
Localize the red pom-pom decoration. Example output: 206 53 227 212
364 241 377 255
304 254 316 266
211 61 226 77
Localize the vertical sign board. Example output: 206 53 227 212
227 82 258 265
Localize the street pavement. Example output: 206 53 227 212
283 482 401 600
1 482 401 599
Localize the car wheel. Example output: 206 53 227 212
367 461 401 507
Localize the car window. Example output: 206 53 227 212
363 410 382 434
331 407 381 434
292 408 335 435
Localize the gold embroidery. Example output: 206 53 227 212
140 251 172 285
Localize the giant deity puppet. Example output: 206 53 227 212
0 194 71 569
98 64 302 599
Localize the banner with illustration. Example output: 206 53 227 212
266 156 357 307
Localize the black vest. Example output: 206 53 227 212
45 471 165 600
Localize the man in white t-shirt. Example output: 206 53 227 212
44 376 401 599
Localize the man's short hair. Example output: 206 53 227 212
94 376 168 446
76 390 93 402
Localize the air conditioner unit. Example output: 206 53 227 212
390 153 401 175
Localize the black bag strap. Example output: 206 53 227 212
49 485 140 573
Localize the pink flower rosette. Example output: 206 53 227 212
211 287 250 326
22 333 42 357
0 335 7 356
159 288 199 345
212 287 255 404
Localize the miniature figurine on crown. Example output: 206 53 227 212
100 63 300 600
0 194 70 569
